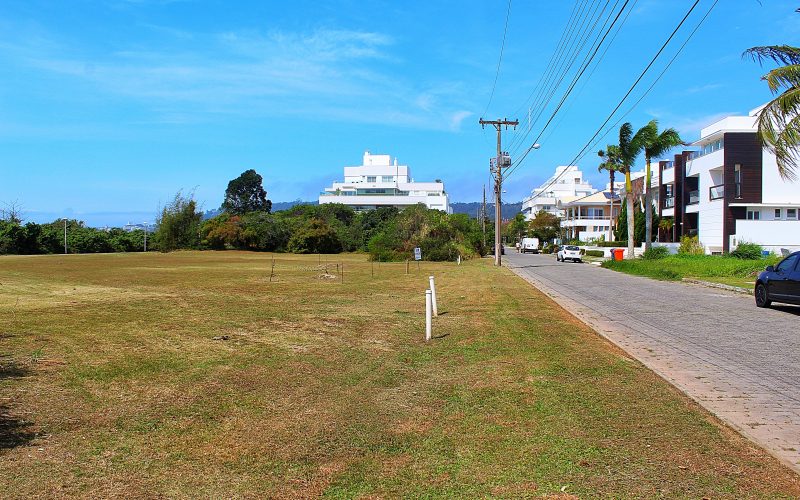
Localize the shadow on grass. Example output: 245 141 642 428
0 357 37 450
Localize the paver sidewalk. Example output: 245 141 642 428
504 252 800 474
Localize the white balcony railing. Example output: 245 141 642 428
688 190 700 205
709 184 724 201
664 197 675 208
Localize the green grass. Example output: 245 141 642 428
601 253 779 285
0 251 798 497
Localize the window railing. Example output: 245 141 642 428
709 184 725 201
664 197 675 208
688 190 699 205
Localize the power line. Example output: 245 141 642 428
506 0 632 178
509 0 711 199
508 0 598 152
558 0 702 171
576 0 719 164
482 0 513 118
509 0 618 155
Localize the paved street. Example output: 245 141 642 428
505 251 800 473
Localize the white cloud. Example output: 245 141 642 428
0 25 474 132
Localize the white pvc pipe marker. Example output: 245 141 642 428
425 289 432 341
428 275 438 317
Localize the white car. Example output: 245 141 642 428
557 245 582 263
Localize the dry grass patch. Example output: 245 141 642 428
0 251 798 498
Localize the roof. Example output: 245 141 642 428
561 189 620 207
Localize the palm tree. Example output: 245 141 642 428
599 123 648 258
597 144 624 242
744 45 800 181
639 120 684 251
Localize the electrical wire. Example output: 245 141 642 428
507 0 711 200
482 0 513 118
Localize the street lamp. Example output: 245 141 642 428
143 222 149 252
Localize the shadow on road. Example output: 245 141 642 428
769 304 800 316
0 357 37 450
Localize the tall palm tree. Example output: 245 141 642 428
599 123 648 258
597 144 624 242
744 45 800 181
639 120 684 251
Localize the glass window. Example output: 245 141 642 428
366 176 376 182
776 254 798 273
382 176 393 182
734 164 742 198
775 208 782 219
788 208 797 220
746 210 760 220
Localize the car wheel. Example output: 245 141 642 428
755 282 772 308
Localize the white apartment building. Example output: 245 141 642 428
521 165 596 220
319 152 451 213
657 105 800 254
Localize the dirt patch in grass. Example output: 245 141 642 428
0 251 798 497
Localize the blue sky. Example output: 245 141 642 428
1 0 798 226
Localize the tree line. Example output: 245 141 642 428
2 170 489 261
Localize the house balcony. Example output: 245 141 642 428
664 196 675 209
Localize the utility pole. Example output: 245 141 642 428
63 218 67 254
481 184 487 248
479 118 518 266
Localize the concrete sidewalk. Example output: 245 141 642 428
504 251 800 474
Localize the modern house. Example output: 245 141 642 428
560 189 621 242
658 105 800 254
319 152 451 213
521 165 596 220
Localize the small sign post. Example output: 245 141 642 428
414 247 422 261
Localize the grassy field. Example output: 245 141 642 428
1 251 798 498
601 254 779 289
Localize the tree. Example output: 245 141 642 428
287 218 341 254
221 169 272 214
505 213 528 242
154 191 202 252
744 44 800 181
639 120 683 251
597 145 625 242
528 210 560 243
599 123 648 258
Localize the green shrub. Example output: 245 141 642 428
731 242 763 260
641 246 670 260
287 218 342 254
585 250 604 257
678 235 704 255
597 241 628 247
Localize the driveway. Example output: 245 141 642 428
504 251 800 473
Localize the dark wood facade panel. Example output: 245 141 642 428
723 132 762 252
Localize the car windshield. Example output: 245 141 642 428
565 246 579 251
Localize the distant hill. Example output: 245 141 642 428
202 200 316 220
450 202 522 221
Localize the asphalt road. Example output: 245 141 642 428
504 250 800 473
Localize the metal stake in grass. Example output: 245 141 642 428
405 260 409 274
372 261 374 277
429 275 438 317
425 289 432 341
270 256 275 282
341 263 344 283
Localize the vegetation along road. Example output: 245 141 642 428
1 252 799 497
506 250 800 475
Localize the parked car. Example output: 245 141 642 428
557 245 582 263
755 251 800 307
520 237 540 254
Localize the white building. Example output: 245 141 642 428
657 105 800 254
319 152 450 213
521 166 596 220
560 189 622 242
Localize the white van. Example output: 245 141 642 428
520 237 540 254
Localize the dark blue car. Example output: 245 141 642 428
755 251 800 308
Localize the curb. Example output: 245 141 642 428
681 278 752 296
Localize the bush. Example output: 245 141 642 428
678 235 704 255
585 250 604 257
731 242 763 260
596 241 628 247
641 246 670 260
154 192 202 252
287 218 342 254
